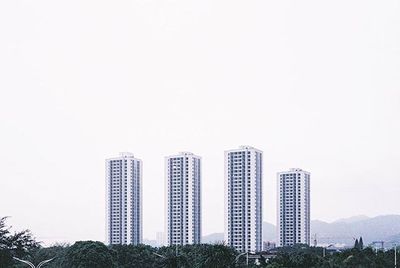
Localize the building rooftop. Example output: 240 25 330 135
239 145 255 150
289 168 303 171
178 152 194 155
119 152 135 157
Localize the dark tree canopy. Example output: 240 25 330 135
110 244 156 268
0 217 40 267
359 237 364 250
62 241 115 268
354 238 359 250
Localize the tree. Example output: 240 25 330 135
258 254 267 267
156 246 190 268
110 244 157 268
0 217 40 268
265 245 324 268
9 229 40 257
0 248 13 268
266 263 284 268
0 217 13 267
28 243 69 268
191 244 237 268
359 237 364 250
354 239 359 250
62 241 115 268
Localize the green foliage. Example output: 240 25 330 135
268 245 324 268
157 245 190 268
359 237 364 250
110 244 156 268
28 244 69 268
62 241 115 268
179 244 237 268
354 239 359 250
0 248 13 268
0 217 40 268
266 245 397 268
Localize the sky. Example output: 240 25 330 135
0 0 399 245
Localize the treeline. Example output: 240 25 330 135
2 241 398 268
6 241 239 267
1 217 398 267
268 244 397 268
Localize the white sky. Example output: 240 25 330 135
0 0 399 245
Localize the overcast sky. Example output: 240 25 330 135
0 0 399 245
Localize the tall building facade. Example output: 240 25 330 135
224 146 263 253
277 168 310 247
106 152 142 245
165 152 201 245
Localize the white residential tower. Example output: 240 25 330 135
165 152 201 245
106 152 142 245
224 146 263 253
277 168 310 247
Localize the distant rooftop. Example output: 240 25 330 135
178 152 194 155
119 152 135 157
239 145 255 150
166 152 201 158
289 168 303 171
278 168 310 174
225 145 262 153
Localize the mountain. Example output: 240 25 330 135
385 233 400 243
201 215 400 248
263 222 276 242
202 233 224 244
312 215 400 247
333 215 370 224
143 239 158 247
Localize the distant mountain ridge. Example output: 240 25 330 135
312 215 400 247
333 215 370 224
202 233 224 244
199 215 400 247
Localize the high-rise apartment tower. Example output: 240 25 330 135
165 152 201 245
277 168 310 246
224 146 263 253
106 153 142 245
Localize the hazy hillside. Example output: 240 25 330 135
202 233 224 244
201 215 400 247
263 221 276 242
312 215 400 247
333 215 370 224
